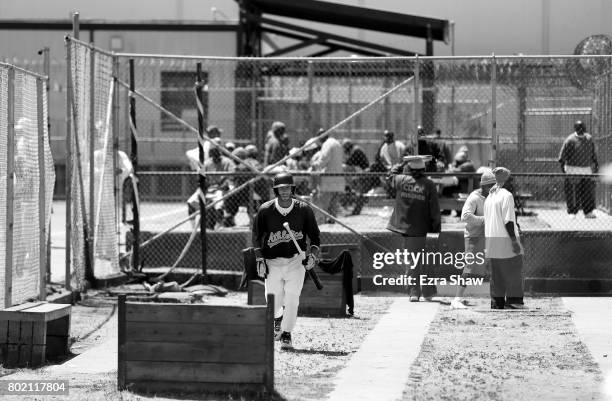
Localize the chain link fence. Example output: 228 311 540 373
0 62 55 307
66 38 120 289
61 39 612 287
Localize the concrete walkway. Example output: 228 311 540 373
46 339 117 375
562 297 612 399
326 299 438 401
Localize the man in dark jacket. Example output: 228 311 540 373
342 139 370 215
387 155 441 301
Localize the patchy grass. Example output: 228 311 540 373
1 292 394 401
401 297 604 401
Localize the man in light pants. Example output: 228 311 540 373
252 172 321 350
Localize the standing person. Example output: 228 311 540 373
253 172 321 350
432 128 452 171
264 121 289 166
483 167 525 310
379 130 406 170
202 125 222 160
387 155 441 302
342 139 370 216
450 169 496 309
310 130 345 224
558 120 599 218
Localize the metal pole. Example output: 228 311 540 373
413 55 420 154
72 12 79 40
112 56 121 256
128 59 140 271
36 78 47 300
65 39 72 292
307 60 314 136
5 67 15 307
196 62 208 279
450 21 456 138
490 53 498 167
38 46 52 285
87 46 96 282
348 61 353 136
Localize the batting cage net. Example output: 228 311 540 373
62 38 612 288
0 63 55 307
66 38 120 289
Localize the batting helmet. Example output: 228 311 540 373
272 172 296 196
273 172 295 188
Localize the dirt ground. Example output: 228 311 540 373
401 297 605 401
1 292 394 401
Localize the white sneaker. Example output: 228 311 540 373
585 212 596 219
569 214 577 219
450 299 468 309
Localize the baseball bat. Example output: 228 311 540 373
283 222 323 290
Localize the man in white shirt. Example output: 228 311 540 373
379 130 406 170
450 169 495 309
483 167 525 309
310 130 345 224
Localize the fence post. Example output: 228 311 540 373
112 56 121 257
65 39 72 292
196 62 208 279
87 45 96 283
490 53 498 167
5 67 15 308
128 59 140 271
307 60 314 136
38 46 52 285
72 12 79 40
413 55 420 154
37 77 47 301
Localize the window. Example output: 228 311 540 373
160 71 208 132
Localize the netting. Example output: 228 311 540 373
0 63 55 307
67 39 119 287
0 67 7 304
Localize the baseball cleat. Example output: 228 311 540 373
279 332 293 350
450 299 468 309
409 295 419 302
274 317 283 340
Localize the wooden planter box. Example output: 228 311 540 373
118 294 274 393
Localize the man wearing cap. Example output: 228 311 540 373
387 155 441 302
451 169 496 309
379 130 407 170
483 167 525 309
264 121 289 166
253 172 321 350
558 120 598 218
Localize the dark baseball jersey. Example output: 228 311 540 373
386 174 441 237
252 199 321 259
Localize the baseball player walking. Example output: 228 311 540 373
253 172 321 350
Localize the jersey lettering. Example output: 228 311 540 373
267 229 304 248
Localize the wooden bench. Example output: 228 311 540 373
118 294 274 394
0 302 71 368
515 192 533 215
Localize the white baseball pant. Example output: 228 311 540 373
265 254 305 333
